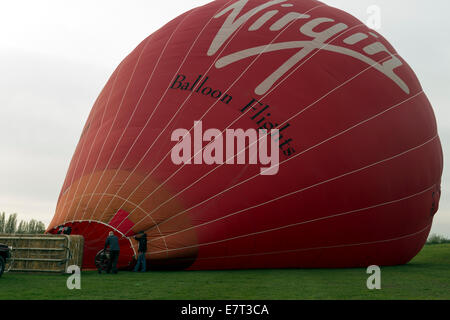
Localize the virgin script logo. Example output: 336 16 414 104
207 0 409 95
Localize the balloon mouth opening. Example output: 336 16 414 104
47 220 199 270
48 220 136 270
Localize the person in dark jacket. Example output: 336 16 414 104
104 231 120 274
133 231 147 272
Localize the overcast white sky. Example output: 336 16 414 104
0 0 449 236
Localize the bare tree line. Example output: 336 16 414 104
0 212 46 234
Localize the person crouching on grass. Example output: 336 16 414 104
134 231 148 272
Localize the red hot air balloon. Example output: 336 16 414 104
48 0 443 270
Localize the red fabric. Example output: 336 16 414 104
48 0 443 270
110 210 135 236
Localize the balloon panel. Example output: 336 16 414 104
48 0 443 270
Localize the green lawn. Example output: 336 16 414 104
1 244 449 300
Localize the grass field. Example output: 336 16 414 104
1 244 449 300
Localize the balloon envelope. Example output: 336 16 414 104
48 0 443 270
